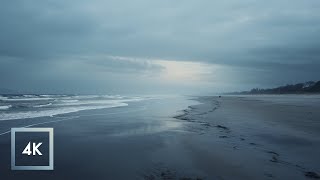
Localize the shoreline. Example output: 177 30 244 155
173 95 320 179
0 95 319 179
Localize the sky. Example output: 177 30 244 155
0 0 319 95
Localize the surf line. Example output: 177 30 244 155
0 106 147 136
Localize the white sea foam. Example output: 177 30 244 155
33 103 53 108
0 103 128 121
103 95 124 99
56 98 143 106
60 99 79 103
0 105 11 110
0 95 148 120
72 95 101 99
3 97 54 101
23 95 38 98
0 96 8 100
41 94 68 97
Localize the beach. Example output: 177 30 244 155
0 95 319 179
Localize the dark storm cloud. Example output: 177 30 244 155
0 0 320 93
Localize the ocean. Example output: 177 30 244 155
0 94 148 121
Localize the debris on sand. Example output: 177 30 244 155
215 125 229 130
270 156 279 163
219 135 228 138
266 151 279 156
305 171 320 179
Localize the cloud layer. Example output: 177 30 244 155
0 0 319 94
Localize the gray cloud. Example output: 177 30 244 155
81 56 165 74
0 0 320 94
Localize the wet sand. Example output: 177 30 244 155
173 95 320 179
0 95 319 179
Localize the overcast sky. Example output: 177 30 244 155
0 0 319 94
